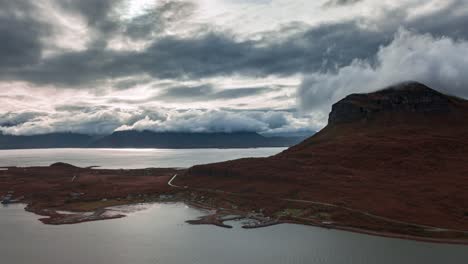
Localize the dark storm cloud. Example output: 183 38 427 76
1 0 468 90
2 21 388 86
134 22 389 79
0 0 51 68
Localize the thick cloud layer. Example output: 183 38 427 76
1 0 468 87
0 108 312 136
0 0 50 68
299 29 468 114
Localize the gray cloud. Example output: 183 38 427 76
55 0 196 48
0 107 311 136
124 0 196 40
0 111 46 128
0 0 50 68
405 0 468 40
1 0 468 89
323 0 362 8
298 29 468 116
158 84 271 101
158 84 213 100
56 0 119 26
113 77 154 90
53 0 121 50
2 22 387 86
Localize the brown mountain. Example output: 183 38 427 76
178 81 468 231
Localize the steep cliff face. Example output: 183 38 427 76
328 82 455 125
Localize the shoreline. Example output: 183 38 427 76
6 198 468 246
179 191 468 245
1 164 468 246
283 220 468 246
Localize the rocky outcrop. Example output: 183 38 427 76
328 82 454 125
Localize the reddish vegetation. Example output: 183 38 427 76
180 82 468 236
0 163 177 224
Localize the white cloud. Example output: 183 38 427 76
0 107 312 135
116 109 312 133
298 29 468 125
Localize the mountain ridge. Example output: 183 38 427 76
0 131 311 149
328 81 463 126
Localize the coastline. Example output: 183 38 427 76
2 164 468 245
177 189 468 245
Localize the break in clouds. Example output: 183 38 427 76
1 0 468 135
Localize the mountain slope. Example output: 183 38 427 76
0 131 310 149
180 82 468 230
90 131 306 148
0 133 95 149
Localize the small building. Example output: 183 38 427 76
69 192 82 200
1 195 11 204
159 194 173 200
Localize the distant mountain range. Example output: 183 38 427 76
0 133 96 149
0 130 313 149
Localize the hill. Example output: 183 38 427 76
179 82 468 233
0 131 309 149
0 133 95 149
91 131 307 148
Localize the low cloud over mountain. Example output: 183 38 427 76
0 108 312 136
298 29 468 115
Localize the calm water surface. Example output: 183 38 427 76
0 148 285 168
1 203 467 264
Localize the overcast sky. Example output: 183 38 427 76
1 0 468 135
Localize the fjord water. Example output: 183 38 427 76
1 148 467 263
1 203 467 264
0 148 285 168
